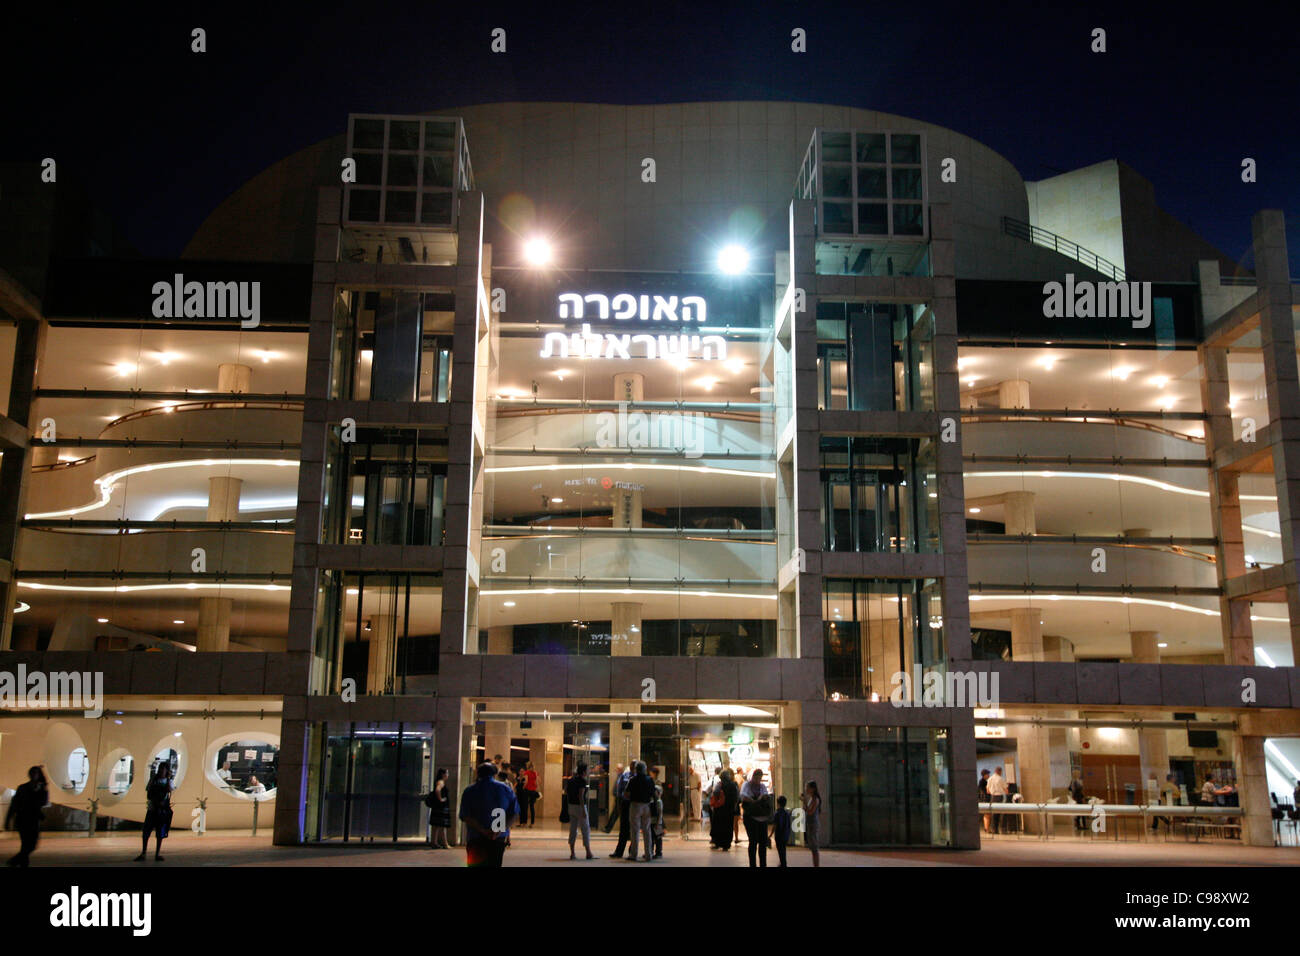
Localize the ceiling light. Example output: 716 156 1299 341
1039 357 1056 370
716 244 750 274
172 619 185 624
522 236 553 267
928 492 938 498
97 618 109 623
157 352 178 365
964 377 977 386
114 362 135 377
969 507 981 514
551 497 564 503
698 704 774 718
1112 366 1134 381
726 359 745 374
1157 642 1168 648
1149 375 1169 388
503 601 516 607
695 376 718 390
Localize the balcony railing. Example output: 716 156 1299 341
1001 216 1125 281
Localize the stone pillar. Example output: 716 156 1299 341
1233 734 1273 846
1009 607 1043 661
998 379 1030 409
1016 722 1052 834
218 363 252 394
614 487 643 529
484 721 512 770
486 625 513 655
365 613 396 695
1002 492 1036 535
197 476 243 652
1138 728 1169 805
611 602 643 656
1129 631 1160 662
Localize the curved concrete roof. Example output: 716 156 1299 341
184 101 1074 280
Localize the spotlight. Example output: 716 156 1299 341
716 244 750 274
522 236 553 267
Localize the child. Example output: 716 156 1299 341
772 794 792 867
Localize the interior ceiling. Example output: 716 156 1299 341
15 591 290 644
957 345 1276 437
35 327 308 439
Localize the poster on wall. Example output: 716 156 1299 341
244 749 258 760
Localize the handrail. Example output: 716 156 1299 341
483 526 776 542
105 400 304 429
961 413 1205 444
496 405 763 424
31 455 96 473
1001 216 1125 281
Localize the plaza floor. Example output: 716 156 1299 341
6 825 1297 867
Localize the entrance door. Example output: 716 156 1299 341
1080 753 1143 805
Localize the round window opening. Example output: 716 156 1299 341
108 754 134 795
64 747 89 794
214 740 279 800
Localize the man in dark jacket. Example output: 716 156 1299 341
5 767 49 867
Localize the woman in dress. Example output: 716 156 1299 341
424 767 451 848
135 762 173 862
710 768 739 850
801 780 822 867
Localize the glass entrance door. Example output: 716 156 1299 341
315 721 434 842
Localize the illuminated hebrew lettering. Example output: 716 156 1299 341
631 334 657 359
701 335 727 360
604 334 631 359
584 293 610 318
558 293 584 319
541 332 569 358
612 294 638 319
639 294 650 320
652 295 679 321
681 295 707 322
657 334 690 361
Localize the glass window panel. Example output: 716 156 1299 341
892 203 923 236
822 164 852 198
348 190 380 222
892 167 923 200
423 121 456 152
890 133 921 164
422 155 453 189
822 202 852 234
388 120 420 150
353 119 385 149
855 132 886 163
386 154 419 187
384 191 416 223
420 192 453 225
857 203 888 235
821 130 851 162
857 166 887 199
356 153 383 186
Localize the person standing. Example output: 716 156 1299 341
1151 772 1179 834
459 762 520 867
801 780 822 867
424 768 451 848
771 795 793 867
625 761 655 862
566 763 594 860
135 762 173 862
986 766 1008 834
522 761 540 827
1293 779 1300 809
1068 770 1087 833
710 769 739 850
602 763 625 833
679 763 697 839
740 768 773 867
608 763 634 858
978 769 991 834
4 767 48 868
649 767 665 859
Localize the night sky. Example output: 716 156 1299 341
5 1 1298 270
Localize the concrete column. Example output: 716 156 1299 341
1233 734 1273 846
611 602 643 656
484 721 512 769
613 372 644 404
1129 631 1160 662
1009 607 1043 661
1016 723 1052 833
365 613 396 695
997 379 1030 409
486 625 513 655
197 476 243 652
614 488 643 529
1002 492 1036 535
1138 728 1169 804
218 363 252 394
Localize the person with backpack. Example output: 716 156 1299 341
566 763 594 860
135 761 173 862
740 768 773 867
4 766 49 867
710 768 738 850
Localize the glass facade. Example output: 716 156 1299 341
829 725 952 846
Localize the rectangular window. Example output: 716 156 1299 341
823 578 945 701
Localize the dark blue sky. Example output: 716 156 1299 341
6 1 1298 269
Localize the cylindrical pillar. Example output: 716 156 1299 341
611 602 643 656
998 379 1030 409
614 488 643 529
1009 607 1044 661
218 363 252 394
1130 631 1160 662
484 721 512 770
197 476 244 652
613 372 645 404
1002 492 1036 535
1233 734 1273 846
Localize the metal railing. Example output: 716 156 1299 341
1002 216 1125 281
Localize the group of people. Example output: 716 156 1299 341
3 761 175 867
600 760 668 861
700 766 822 867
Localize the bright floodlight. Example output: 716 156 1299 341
716 244 750 274
522 236 553 266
